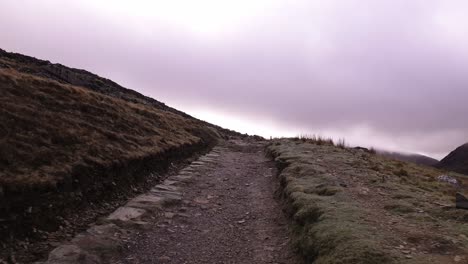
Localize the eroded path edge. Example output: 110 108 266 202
41 140 300 264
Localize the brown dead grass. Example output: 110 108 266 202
0 68 217 190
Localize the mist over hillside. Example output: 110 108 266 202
377 150 439 166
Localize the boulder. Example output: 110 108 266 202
456 193 468 209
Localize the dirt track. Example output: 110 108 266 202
111 140 299 264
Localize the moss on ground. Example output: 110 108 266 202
267 139 468 263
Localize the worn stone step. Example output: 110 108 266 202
153 184 180 192
125 194 165 210
39 142 227 264
150 189 182 198
198 157 215 162
167 175 193 182
107 207 146 222
162 179 181 186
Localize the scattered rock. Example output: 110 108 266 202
158 256 171 261
437 175 460 187
164 212 175 219
357 187 370 196
47 245 100 264
354 146 369 152
456 193 468 209
177 213 190 218
433 201 452 208
194 197 209 204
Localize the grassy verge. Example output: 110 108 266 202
267 139 468 264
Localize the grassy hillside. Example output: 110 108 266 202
0 68 219 190
0 67 221 261
267 139 468 263
0 48 239 137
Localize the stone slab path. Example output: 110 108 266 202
40 140 299 264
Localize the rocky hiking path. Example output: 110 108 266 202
40 139 299 264
111 140 298 264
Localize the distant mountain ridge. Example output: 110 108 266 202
377 150 439 166
436 143 468 175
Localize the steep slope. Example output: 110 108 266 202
0 67 218 240
378 150 439 166
437 143 468 175
0 49 241 262
0 48 240 138
0 68 217 190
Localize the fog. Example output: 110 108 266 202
1 0 467 158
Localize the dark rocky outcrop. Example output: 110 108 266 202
456 193 468 209
436 143 468 175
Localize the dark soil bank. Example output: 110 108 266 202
0 141 214 263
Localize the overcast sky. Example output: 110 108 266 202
1 0 467 159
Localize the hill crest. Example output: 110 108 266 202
437 143 468 175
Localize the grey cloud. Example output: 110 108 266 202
1 0 467 158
